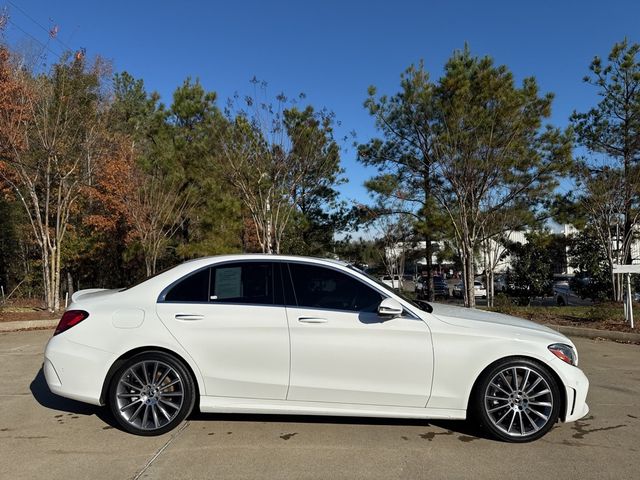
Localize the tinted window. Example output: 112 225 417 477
164 268 210 302
288 263 382 312
210 262 274 305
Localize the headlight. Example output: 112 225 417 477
548 343 578 366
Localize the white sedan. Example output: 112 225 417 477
380 275 401 289
44 255 589 442
453 281 487 298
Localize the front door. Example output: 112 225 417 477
284 262 433 407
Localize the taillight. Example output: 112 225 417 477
54 310 89 336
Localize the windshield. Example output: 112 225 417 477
347 265 432 313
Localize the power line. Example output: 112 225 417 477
6 0 74 51
6 17 63 61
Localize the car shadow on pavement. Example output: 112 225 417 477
30 367 120 429
188 411 488 440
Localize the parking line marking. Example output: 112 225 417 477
131 421 190 480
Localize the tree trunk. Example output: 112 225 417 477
53 245 61 311
463 243 476 308
41 246 52 312
423 165 435 302
425 236 435 302
40 242 62 313
489 269 495 307
483 241 491 308
67 271 74 299
145 253 153 278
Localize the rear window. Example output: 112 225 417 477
164 268 210 302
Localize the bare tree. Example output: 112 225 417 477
370 211 414 290
124 170 196 277
0 48 109 311
574 165 640 300
218 82 341 254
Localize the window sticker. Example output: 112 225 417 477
214 267 242 299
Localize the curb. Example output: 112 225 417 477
543 324 640 343
0 319 58 332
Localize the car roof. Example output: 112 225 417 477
183 253 350 268
131 254 354 296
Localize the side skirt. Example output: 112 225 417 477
199 396 466 420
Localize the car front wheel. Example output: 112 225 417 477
108 351 196 436
474 358 561 442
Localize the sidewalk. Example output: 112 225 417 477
0 319 58 332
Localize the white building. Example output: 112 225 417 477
385 224 640 277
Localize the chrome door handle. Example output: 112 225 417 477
298 317 327 324
174 314 204 321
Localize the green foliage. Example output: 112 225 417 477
434 46 573 215
332 237 379 270
493 292 512 309
361 46 572 306
358 61 450 300
216 84 346 255
570 39 640 282
282 106 346 255
571 39 640 163
0 197 31 294
168 78 243 258
568 227 613 301
359 61 445 236
506 232 558 300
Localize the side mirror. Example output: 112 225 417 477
378 297 403 318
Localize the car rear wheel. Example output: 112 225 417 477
474 358 561 442
108 351 195 436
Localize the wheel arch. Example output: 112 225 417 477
466 355 567 422
99 346 202 407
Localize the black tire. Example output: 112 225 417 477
473 357 561 443
108 351 196 436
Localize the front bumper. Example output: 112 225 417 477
554 360 589 423
44 334 114 406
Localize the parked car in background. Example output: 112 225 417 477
380 275 401 289
553 278 593 306
433 276 450 299
453 281 487 299
553 280 572 306
44 254 589 441
415 276 450 300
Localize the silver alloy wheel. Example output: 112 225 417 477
115 360 185 431
483 366 554 437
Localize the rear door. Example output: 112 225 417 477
156 261 290 400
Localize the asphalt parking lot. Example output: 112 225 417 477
0 330 638 480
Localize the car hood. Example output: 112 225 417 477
428 302 569 341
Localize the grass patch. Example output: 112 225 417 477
487 303 639 332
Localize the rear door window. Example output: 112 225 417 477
210 262 274 305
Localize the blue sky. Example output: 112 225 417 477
3 0 639 208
